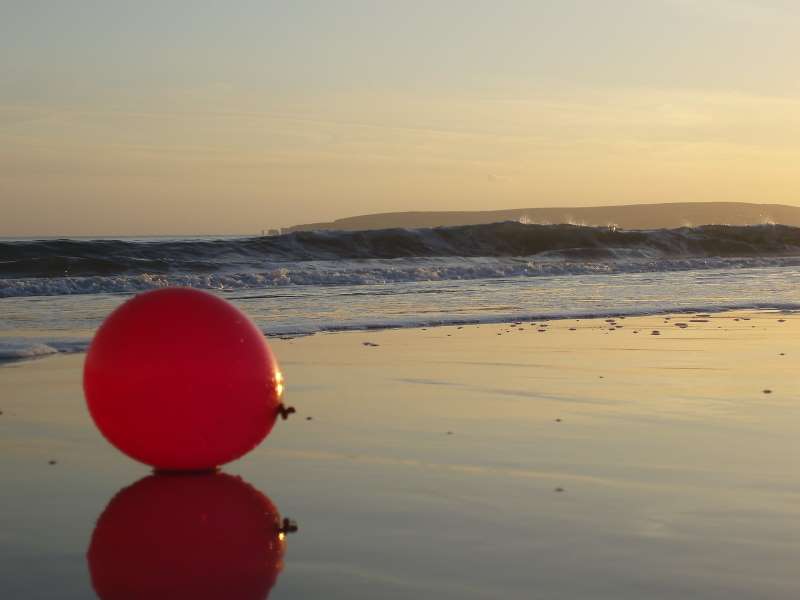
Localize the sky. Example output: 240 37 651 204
2 0 800 236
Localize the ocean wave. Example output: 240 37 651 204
4 255 800 298
4 223 800 280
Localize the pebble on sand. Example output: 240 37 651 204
763 389 773 394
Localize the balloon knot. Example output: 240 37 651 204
279 518 298 535
277 404 296 420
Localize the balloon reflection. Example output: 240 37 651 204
87 472 292 599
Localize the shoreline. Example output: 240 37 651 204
1 305 797 364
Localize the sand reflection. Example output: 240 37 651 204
87 472 291 599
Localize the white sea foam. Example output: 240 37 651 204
4 255 800 298
0 340 61 360
0 339 88 361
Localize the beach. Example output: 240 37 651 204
7 1 800 597
2 309 799 599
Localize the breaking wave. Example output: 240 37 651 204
4 255 800 298
4 223 800 297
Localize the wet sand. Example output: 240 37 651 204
2 310 800 598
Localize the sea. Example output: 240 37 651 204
3 221 800 361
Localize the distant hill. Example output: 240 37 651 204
286 202 800 232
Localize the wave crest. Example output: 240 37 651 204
4 223 800 279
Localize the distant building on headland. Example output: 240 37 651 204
260 229 283 237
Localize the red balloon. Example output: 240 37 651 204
88 473 286 599
84 288 283 471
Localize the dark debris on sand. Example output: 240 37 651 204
362 342 380 347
